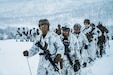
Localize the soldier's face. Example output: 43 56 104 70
63 31 69 37
39 24 49 32
84 22 89 26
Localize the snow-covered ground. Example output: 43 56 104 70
91 41 113 75
0 40 39 75
0 39 113 75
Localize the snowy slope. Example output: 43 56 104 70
0 39 113 75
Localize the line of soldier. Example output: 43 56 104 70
55 19 109 59
54 19 109 75
23 19 109 75
16 27 40 42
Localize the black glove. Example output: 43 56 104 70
23 50 29 56
74 60 81 72
84 45 88 49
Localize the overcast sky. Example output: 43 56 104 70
0 0 113 26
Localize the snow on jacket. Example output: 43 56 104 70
73 32 89 60
92 27 102 41
28 31 64 68
82 25 92 34
60 32 79 60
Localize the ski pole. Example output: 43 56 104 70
107 39 110 56
26 57 32 75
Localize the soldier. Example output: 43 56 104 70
60 24 79 75
23 19 64 75
36 28 40 35
31 28 36 42
82 19 97 62
97 22 109 57
22 27 28 42
90 23 102 58
73 23 89 68
16 27 22 42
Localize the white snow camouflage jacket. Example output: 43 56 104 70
28 31 64 67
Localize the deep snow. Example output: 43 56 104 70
0 39 113 75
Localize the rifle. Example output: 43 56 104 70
35 41 59 73
63 40 75 71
